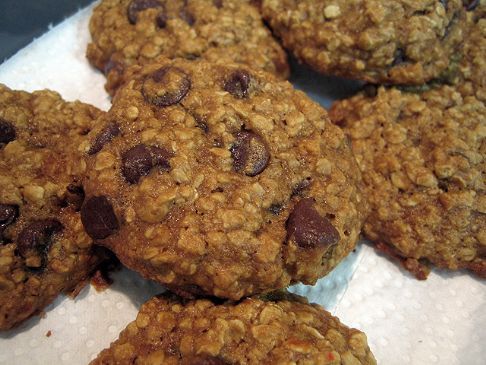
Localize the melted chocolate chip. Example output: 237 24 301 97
463 0 479 10
0 204 19 242
127 0 162 24
17 219 63 261
156 10 168 28
230 131 270 176
286 198 340 249
0 119 16 146
142 66 192 107
81 196 119 240
122 144 171 184
224 70 251 98
392 48 408 66
88 123 120 155
213 0 223 8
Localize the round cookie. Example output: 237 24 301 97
261 0 465 85
330 85 486 279
80 58 366 300
87 0 289 96
91 292 376 365
0 84 104 330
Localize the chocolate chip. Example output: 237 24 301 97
156 10 168 28
17 219 63 260
122 144 171 184
127 0 162 24
224 70 251 98
0 119 16 146
230 131 269 176
363 84 378 98
179 8 195 26
269 203 283 215
213 0 223 8
286 198 340 249
64 184 85 210
440 0 448 8
392 48 408 66
0 204 19 242
81 196 119 240
463 0 479 10
88 123 120 155
142 66 192 107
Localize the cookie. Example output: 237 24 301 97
80 58 366 300
330 85 486 279
456 1 486 102
90 292 376 365
261 0 465 85
0 84 104 330
86 0 289 96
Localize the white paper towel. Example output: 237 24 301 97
0 3 484 364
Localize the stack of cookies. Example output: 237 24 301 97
1 0 484 364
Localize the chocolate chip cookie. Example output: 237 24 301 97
330 85 486 279
87 0 289 96
81 58 366 300
0 84 104 330
262 0 465 85
91 292 376 365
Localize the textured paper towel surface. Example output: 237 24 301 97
0 3 484 364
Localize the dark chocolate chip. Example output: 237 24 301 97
127 0 162 24
17 219 63 258
224 70 251 98
363 84 378 98
230 130 270 177
392 48 408 66
463 0 479 11
0 119 16 146
179 8 195 26
88 123 120 155
81 196 119 240
121 144 171 184
103 58 123 76
142 66 192 107
156 10 168 28
0 204 19 241
269 203 283 215
286 198 340 249
64 184 86 211
213 0 223 8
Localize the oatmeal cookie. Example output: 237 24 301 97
330 85 486 279
456 1 486 102
261 0 465 85
91 292 376 365
80 58 366 300
86 0 289 96
0 84 104 330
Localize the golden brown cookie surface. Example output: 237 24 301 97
0 84 104 330
81 58 366 300
330 85 486 279
91 293 376 365
87 0 289 95
262 0 466 85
